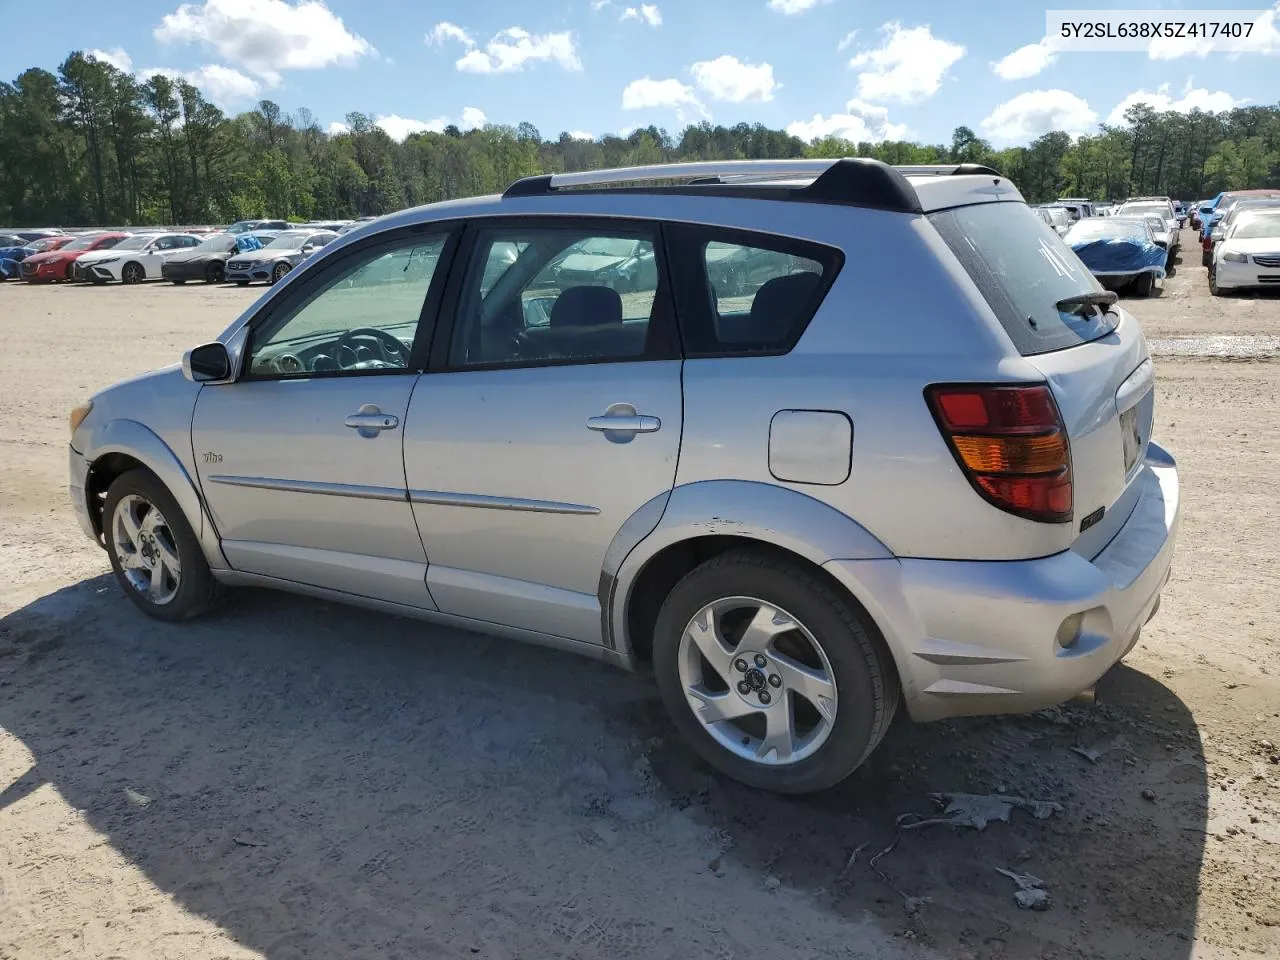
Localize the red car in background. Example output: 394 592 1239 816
20 231 129 283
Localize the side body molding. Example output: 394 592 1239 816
603 480 894 666
82 418 228 571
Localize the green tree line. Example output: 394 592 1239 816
2 51 1279 226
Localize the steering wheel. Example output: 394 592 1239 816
335 327 409 369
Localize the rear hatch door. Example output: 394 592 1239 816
929 201 1154 558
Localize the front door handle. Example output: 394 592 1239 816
344 403 399 438
586 403 661 443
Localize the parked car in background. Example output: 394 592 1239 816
1211 211 1280 296
1035 205 1073 236
0 228 65 243
1057 197 1094 218
1065 216 1166 296
20 231 128 283
1140 214 1174 261
1199 190 1280 265
162 231 279 284
300 220 352 233
1116 198 1179 253
67 158 1179 794
225 219 291 234
225 229 338 285
23 235 75 254
547 235 659 293
1207 197 1280 267
74 233 202 284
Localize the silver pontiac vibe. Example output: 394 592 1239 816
68 159 1180 793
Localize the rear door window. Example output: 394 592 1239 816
666 226 841 356
929 202 1118 357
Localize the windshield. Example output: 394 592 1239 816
931 202 1115 357
1233 216 1280 240
112 235 156 251
27 237 60 252
576 237 639 257
266 231 310 249
1067 219 1146 242
195 234 236 252
64 234 108 251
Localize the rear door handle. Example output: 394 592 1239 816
586 402 660 443
586 414 661 433
344 403 399 437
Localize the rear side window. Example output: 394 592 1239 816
930 202 1117 357
667 226 841 356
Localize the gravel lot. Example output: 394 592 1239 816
2 231 1278 959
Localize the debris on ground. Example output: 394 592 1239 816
233 835 267 848
1071 735 1131 764
763 875 781 891
123 787 152 807
903 895 932 915
899 793 1063 833
996 867 1051 911
836 841 869 882
1141 788 1157 802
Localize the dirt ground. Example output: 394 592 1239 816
2 232 1278 960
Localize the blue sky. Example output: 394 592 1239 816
4 0 1278 147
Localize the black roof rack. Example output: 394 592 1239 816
502 158 929 213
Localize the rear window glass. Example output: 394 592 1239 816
930 202 1118 357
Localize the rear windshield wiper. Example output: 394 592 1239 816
1056 290 1118 316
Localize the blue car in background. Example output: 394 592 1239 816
0 233 31 280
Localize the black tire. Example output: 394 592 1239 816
1132 272 1154 297
205 261 225 284
103 468 222 622
121 261 144 284
271 261 291 284
652 548 899 794
1201 248 1212 268
1210 271 1223 296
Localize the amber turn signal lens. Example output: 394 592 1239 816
951 432 1068 475
69 402 93 436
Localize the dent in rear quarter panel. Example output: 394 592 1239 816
675 214 1084 561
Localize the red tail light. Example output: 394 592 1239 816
926 384 1072 523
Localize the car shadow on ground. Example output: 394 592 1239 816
1 576 1206 958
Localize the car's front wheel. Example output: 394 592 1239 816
205 262 225 284
104 469 221 622
271 262 291 284
653 549 899 794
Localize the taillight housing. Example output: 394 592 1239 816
926 383 1073 524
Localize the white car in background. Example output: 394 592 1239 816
1212 211 1280 296
77 233 203 284
1117 199 1179 258
1036 205 1073 236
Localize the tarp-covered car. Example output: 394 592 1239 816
1065 217 1166 297
162 231 277 284
225 229 338 285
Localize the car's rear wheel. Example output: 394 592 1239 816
652 549 898 794
1210 271 1224 296
205 261 225 284
104 469 221 622
271 262 290 284
1201 249 1212 268
1132 272 1154 297
121 262 145 284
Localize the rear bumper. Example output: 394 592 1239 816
825 442 1180 722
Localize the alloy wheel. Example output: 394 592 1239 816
677 596 837 766
123 263 143 284
111 494 182 605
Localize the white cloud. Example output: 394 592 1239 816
87 47 133 72
787 97 908 143
621 76 707 119
433 26 582 74
155 0 373 83
980 89 1097 145
689 55 778 103
621 5 662 27
568 130 595 140
836 31 858 52
136 63 263 104
373 107 487 141
991 38 1059 80
848 22 965 103
426 21 475 48
1149 4 1280 59
767 0 831 14
327 120 349 135
1106 83 1247 125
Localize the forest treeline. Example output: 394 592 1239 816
2 52 1279 226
